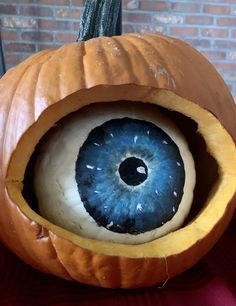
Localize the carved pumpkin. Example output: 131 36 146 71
0 1 236 289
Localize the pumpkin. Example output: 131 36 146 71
0 0 236 288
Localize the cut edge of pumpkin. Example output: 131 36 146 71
5 85 236 259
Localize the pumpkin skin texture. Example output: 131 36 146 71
0 33 236 288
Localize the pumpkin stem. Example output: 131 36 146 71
77 0 122 41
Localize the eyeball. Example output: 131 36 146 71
34 102 196 244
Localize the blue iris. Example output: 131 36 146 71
75 118 185 234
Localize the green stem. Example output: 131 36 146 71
77 0 122 41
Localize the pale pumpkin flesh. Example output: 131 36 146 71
0 34 236 288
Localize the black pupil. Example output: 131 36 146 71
118 157 148 186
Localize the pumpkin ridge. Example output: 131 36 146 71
174 41 218 108
0 65 28 147
38 42 87 105
94 37 116 85
0 48 57 162
48 231 76 281
114 36 147 85
83 38 110 88
91 253 107 287
49 233 102 286
41 49 66 105
32 62 53 123
78 41 87 88
172 37 235 125
116 255 123 288
126 34 176 90
144 33 176 44
32 47 69 115
142 35 178 90
119 35 158 86
141 35 186 91
4 49 55 77
2 62 50 176
56 43 92 98
2 64 38 178
23 49 56 69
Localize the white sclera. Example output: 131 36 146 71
34 102 196 244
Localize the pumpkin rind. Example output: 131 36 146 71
0 34 236 288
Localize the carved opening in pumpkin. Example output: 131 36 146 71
22 101 218 243
5 85 236 259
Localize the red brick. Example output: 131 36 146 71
214 62 236 71
232 7 236 15
186 39 211 49
19 6 53 17
123 12 151 23
2 17 37 29
233 97 236 103
153 14 184 24
38 44 60 51
201 28 228 38
214 40 236 49
227 52 236 60
71 0 85 5
37 0 70 4
4 43 36 52
198 0 236 3
232 30 236 38
1 29 17 41
217 18 236 27
122 24 135 33
140 1 168 11
72 21 80 31
0 4 17 14
5 54 27 66
227 83 232 91
0 0 32 2
204 5 230 15
226 1 236 6
186 15 213 25
38 19 70 30
55 32 76 43
170 27 198 37
55 8 81 19
222 72 236 82
123 0 139 10
171 2 200 13
21 31 53 42
202 51 226 61
137 24 165 34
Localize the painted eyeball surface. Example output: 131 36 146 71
34 102 196 244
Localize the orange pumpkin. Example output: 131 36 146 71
0 31 236 288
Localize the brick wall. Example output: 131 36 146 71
0 0 236 99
